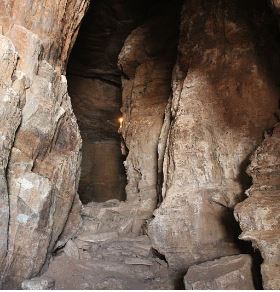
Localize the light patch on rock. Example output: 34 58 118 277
17 213 30 224
61 75 67 84
17 177 33 190
3 94 11 102
21 277 55 290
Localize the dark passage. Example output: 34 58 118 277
66 0 170 203
66 1 131 203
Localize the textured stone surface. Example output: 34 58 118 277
54 192 82 250
149 0 280 272
21 277 55 290
0 35 22 269
0 0 280 289
235 124 280 289
0 0 90 71
42 208 175 290
118 1 181 215
0 0 89 288
184 254 255 290
80 199 147 236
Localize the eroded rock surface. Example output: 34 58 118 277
1 0 280 289
149 0 280 272
0 0 89 288
235 124 280 289
184 254 255 290
118 0 181 216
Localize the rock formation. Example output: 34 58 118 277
0 0 280 289
235 124 280 289
118 0 181 218
184 254 255 290
0 0 89 288
148 0 280 275
67 0 143 203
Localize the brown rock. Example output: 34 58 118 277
0 0 88 288
235 124 280 289
184 254 255 290
118 1 180 216
149 0 280 272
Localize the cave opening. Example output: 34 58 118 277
66 0 182 205
66 0 143 204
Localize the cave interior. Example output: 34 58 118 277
9 0 280 289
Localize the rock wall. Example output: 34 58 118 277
118 1 181 216
148 0 280 273
0 0 89 288
233 2 280 289
0 0 280 289
234 124 280 289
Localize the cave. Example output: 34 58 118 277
66 0 131 204
66 0 182 204
1 0 280 290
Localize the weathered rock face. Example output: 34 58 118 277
234 124 280 290
1 0 280 289
184 254 255 290
118 1 182 215
148 0 280 273
0 0 89 288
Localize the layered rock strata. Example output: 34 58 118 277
0 0 280 289
67 0 153 203
37 200 175 289
0 0 89 287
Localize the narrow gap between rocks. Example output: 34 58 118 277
67 0 177 204
66 0 129 204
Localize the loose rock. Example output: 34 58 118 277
184 254 255 290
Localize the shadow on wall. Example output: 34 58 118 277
79 140 127 203
205 0 280 287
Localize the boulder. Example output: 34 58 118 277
184 254 255 290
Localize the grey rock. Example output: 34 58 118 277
63 239 80 260
21 277 55 290
124 258 153 266
94 277 126 290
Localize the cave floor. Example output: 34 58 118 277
42 200 175 289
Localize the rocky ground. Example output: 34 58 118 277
34 200 176 290
21 199 258 290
